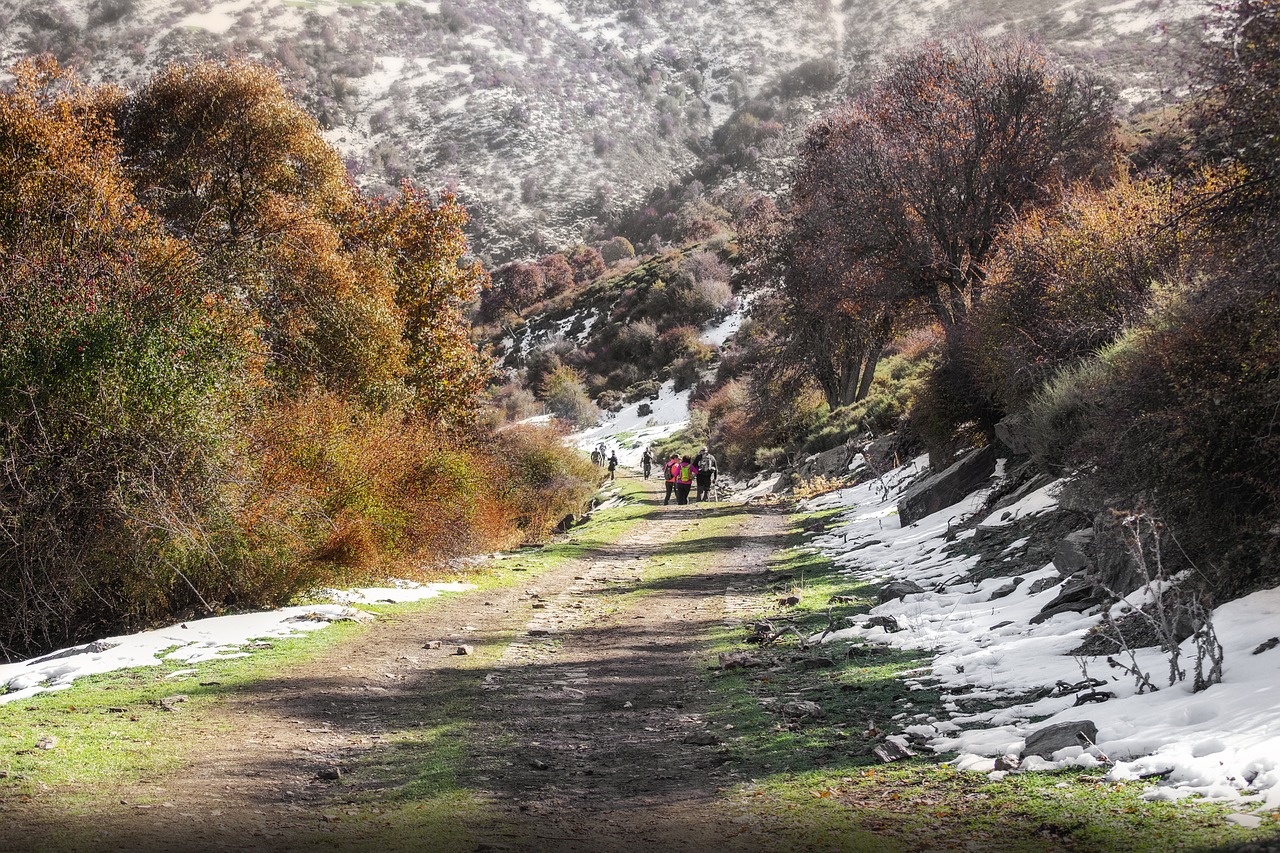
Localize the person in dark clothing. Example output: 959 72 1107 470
607 452 618 481
694 446 717 501
641 448 653 479
663 454 680 505
675 455 697 505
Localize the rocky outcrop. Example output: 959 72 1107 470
897 446 997 525
1053 529 1095 575
993 412 1035 457
795 442 857 483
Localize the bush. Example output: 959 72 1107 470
974 172 1187 409
540 366 599 427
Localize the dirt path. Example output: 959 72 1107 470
7 478 794 852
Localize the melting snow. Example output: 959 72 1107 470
569 379 692 468
801 458 1280 810
0 582 474 705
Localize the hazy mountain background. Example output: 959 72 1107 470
0 0 1207 259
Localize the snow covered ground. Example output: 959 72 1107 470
799 459 1280 817
0 582 474 706
568 379 693 468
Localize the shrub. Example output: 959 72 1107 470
540 366 599 427
974 171 1187 409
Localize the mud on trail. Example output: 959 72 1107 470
1 481 799 852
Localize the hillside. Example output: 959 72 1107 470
0 0 1209 259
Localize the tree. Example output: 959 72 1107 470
793 36 1116 337
346 184 491 424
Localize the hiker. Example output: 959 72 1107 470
641 447 653 479
591 449 602 466
663 454 680 505
607 452 618 481
595 443 607 466
694 445 717 501
675 454 697 505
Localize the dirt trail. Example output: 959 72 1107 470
6 479 794 852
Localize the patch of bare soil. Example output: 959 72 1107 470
1 481 795 852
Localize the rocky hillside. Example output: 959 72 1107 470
0 0 1209 259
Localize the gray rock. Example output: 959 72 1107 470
897 446 998 526
1028 576 1062 595
781 700 825 719
1021 720 1098 758
454 645 474 656
864 615 902 633
878 580 925 603
423 640 443 649
988 577 1024 601
873 739 916 763
993 412 1034 457
1253 637 1280 655
719 651 764 670
994 755 1021 771
315 766 342 781
796 444 854 482
1031 575 1106 623
1053 529 1096 576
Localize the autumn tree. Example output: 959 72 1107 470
804 37 1115 331
0 59 250 653
345 184 491 424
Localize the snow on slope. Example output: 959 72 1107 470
568 379 692 468
800 462 1280 813
0 581 474 705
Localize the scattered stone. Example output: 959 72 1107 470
987 577 1024 601
527 758 550 770
35 736 57 750
1253 637 1280 655
872 738 916 763
1022 720 1098 758
863 615 901 633
828 595 857 604
1028 577 1061 595
423 641 443 650
719 651 764 670
994 755 1021 772
454 645 474 656
683 731 720 746
778 594 802 607
285 609 372 624
531 603 548 609
877 580 925 603
157 695 188 711
315 767 341 781
781 700 825 720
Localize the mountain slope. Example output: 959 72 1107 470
0 0 1207 258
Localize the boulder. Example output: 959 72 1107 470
797 444 854 482
993 412 1034 457
1021 720 1098 758
878 580 926 603
897 446 998 526
1031 575 1106 623
1093 510 1153 596
1052 529 1095 576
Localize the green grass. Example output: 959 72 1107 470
692 507 1280 852
0 480 651 808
